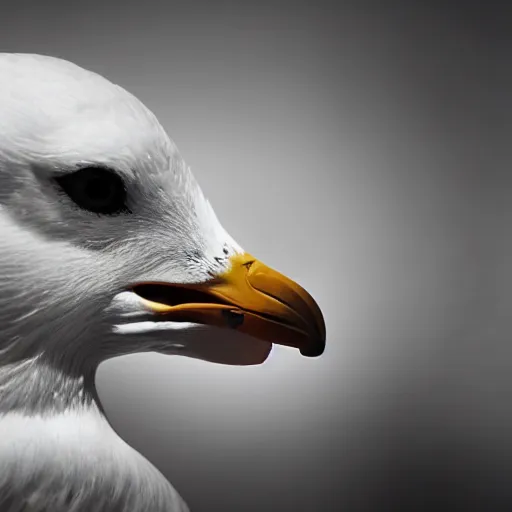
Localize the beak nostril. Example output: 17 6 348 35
222 309 245 329
242 260 255 270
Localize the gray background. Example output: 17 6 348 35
2 1 509 510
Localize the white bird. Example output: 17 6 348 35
0 53 326 512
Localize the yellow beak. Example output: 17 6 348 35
132 252 326 357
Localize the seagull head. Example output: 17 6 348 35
0 54 325 374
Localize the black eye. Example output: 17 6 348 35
55 167 129 215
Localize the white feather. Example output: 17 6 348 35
0 408 189 512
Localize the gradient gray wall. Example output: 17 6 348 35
3 1 509 510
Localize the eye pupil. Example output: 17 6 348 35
85 178 113 201
55 167 129 215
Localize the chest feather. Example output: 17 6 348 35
0 410 189 512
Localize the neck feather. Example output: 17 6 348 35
0 353 102 416
0 345 190 511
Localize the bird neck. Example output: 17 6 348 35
0 355 188 512
0 353 104 417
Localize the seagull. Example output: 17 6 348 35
0 53 326 512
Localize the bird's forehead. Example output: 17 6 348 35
0 54 174 175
